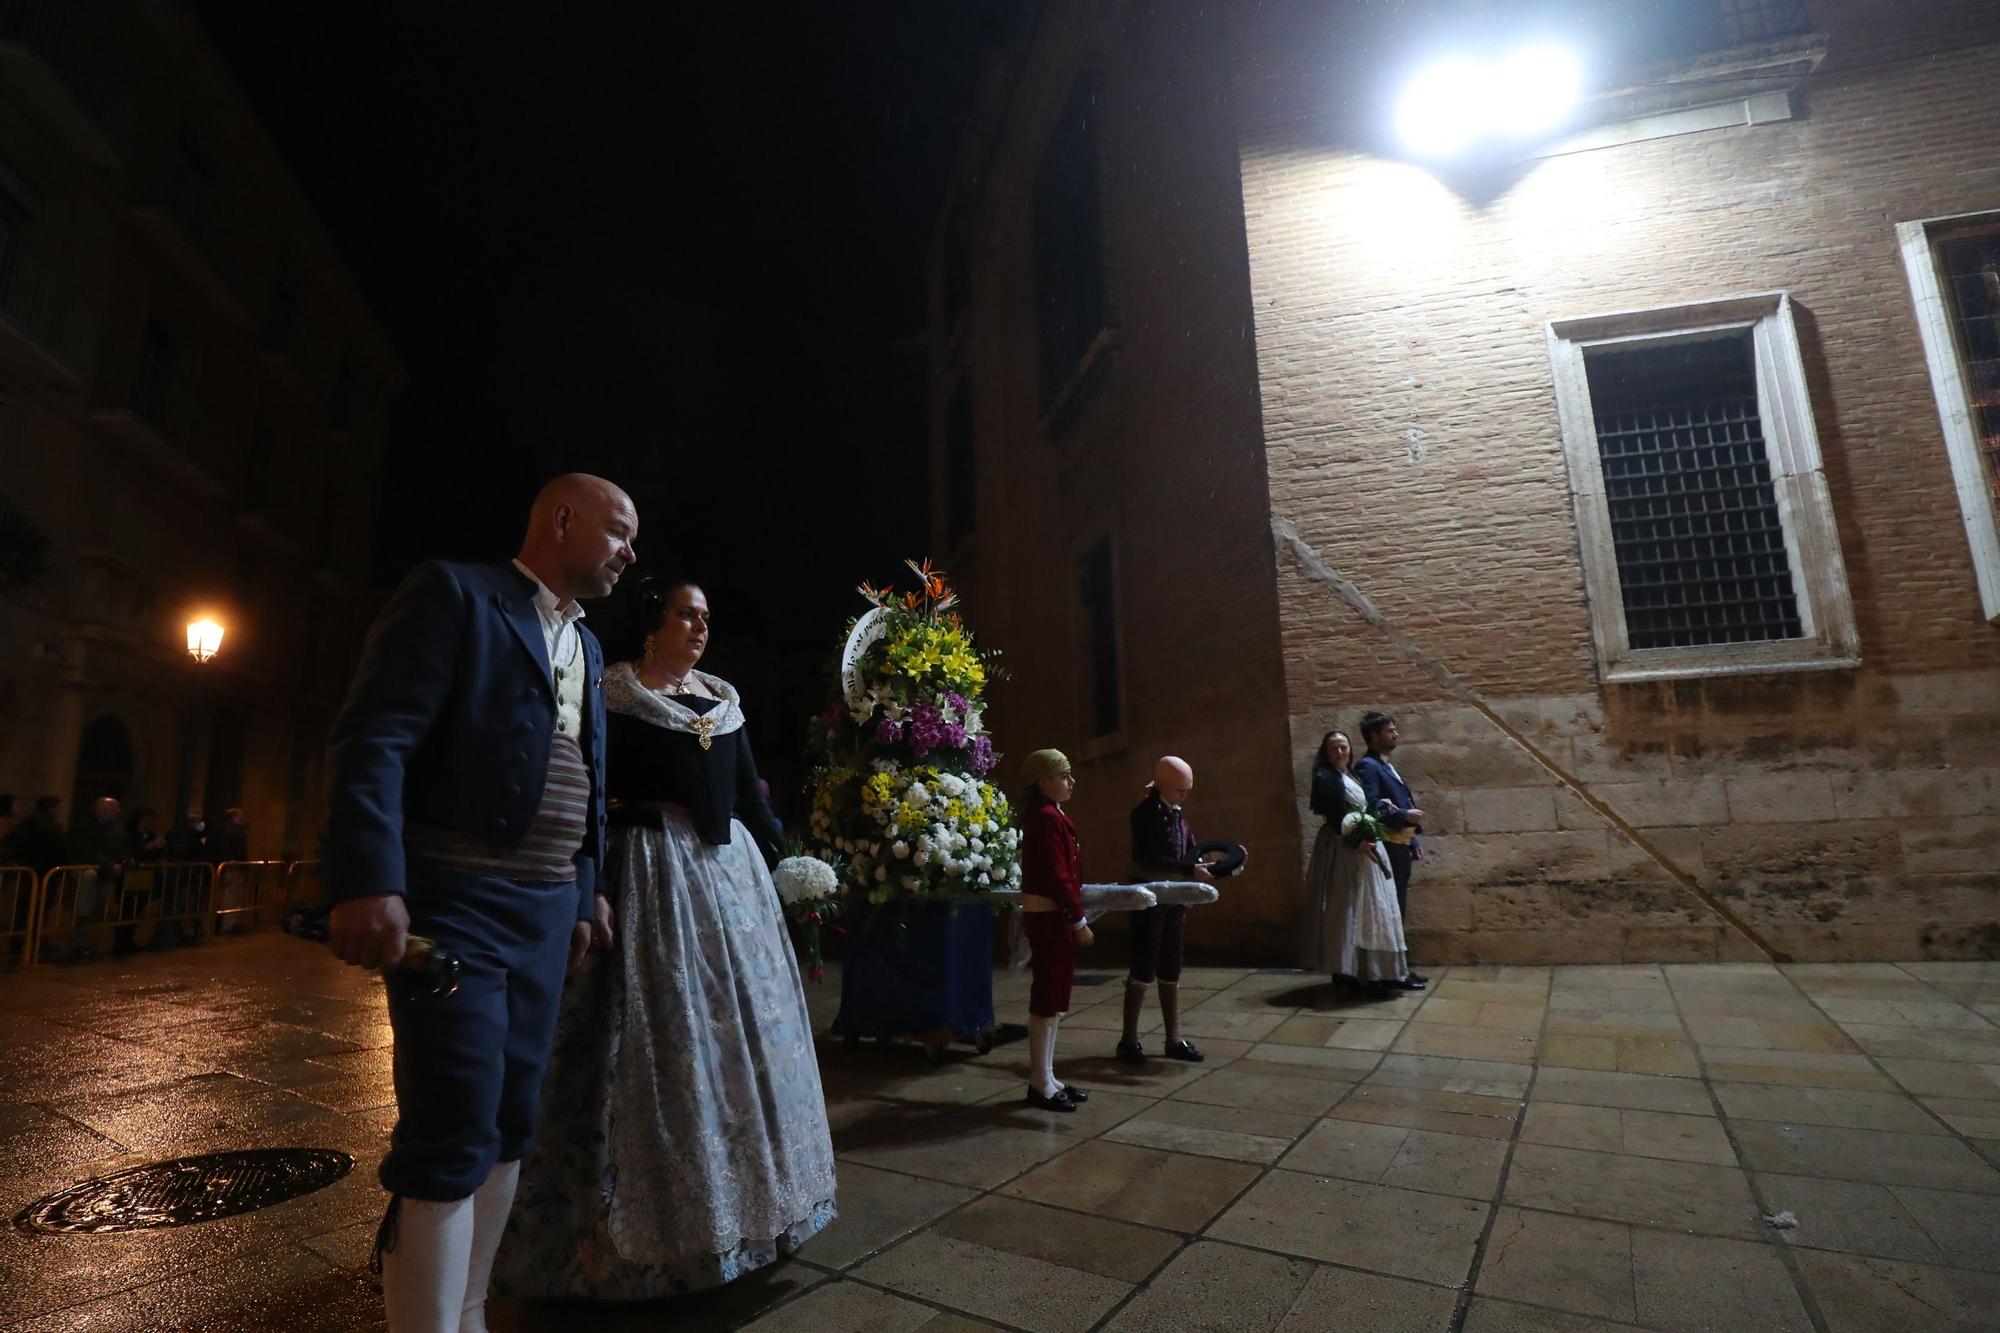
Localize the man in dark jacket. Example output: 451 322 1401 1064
1356 711 1427 985
323 473 633 1333
1116 756 1214 1066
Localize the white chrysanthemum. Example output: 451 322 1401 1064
1340 812 1365 836
892 841 910 860
969 837 984 853
773 856 838 905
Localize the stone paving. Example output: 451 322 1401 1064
2 941 1999 1331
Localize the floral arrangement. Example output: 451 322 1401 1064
773 850 842 982
1340 809 1388 849
808 560 1020 905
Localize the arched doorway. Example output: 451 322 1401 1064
70 715 134 824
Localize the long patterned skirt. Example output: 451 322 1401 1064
1309 823 1409 983
493 813 836 1299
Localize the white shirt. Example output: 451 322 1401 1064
511 559 585 668
512 559 586 738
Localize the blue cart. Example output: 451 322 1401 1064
831 900 996 1062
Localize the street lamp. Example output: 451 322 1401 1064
173 616 225 860
186 618 224 663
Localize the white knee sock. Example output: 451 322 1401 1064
1048 1014 1066 1093
458 1161 519 1333
1027 1015 1057 1097
381 1195 476 1333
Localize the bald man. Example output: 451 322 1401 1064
324 474 636 1332
1117 756 1213 1065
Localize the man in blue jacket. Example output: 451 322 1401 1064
324 473 635 1332
1356 711 1427 988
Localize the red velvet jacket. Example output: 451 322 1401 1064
1019 794 1084 924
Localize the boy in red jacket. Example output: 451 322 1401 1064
1018 748 1093 1111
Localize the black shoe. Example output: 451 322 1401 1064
1056 1084 1089 1104
1389 976 1426 991
1164 1039 1205 1063
1026 1087 1078 1113
1406 971 1429 985
1115 1039 1147 1065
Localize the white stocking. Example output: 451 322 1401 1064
459 1160 519 1333
380 1196 476 1333
1027 1014 1057 1097
1048 1014 1066 1094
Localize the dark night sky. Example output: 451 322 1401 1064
195 1 1025 671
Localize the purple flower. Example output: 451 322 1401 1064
876 719 905 744
943 722 966 748
969 735 995 774
907 703 947 758
945 692 969 717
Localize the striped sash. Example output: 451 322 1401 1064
405 732 590 882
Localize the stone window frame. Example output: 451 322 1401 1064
1546 291 1861 683
1897 211 2000 624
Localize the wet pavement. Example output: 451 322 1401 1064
2 940 1998 1330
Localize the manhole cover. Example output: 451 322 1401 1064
13 1149 355 1234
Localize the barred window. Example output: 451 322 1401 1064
1031 70 1109 420
1548 293 1859 681
1900 214 2000 622
1935 231 2000 504
1584 332 1803 649
1077 535 1122 739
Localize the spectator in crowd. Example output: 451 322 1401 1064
5 796 65 877
127 808 169 863
170 807 209 862
210 808 251 864
68 796 132 959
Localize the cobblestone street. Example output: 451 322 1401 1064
2 941 1998 1331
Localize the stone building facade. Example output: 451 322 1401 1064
932 0 2000 963
0 0 399 858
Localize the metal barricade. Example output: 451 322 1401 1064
138 862 217 947
212 860 302 933
287 859 323 911
28 862 215 964
1 865 39 966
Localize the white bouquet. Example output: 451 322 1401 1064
773 855 838 906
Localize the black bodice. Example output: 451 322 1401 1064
605 697 784 866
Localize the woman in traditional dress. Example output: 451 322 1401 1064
495 577 836 1299
1304 730 1415 998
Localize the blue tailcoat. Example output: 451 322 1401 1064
324 560 606 920
1355 753 1419 839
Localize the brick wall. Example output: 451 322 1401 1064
1234 0 2000 961
937 0 1302 962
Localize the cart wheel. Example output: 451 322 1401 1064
975 1031 994 1055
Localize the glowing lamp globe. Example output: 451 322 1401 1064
186 618 225 663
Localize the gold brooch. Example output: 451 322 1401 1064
690 716 716 751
